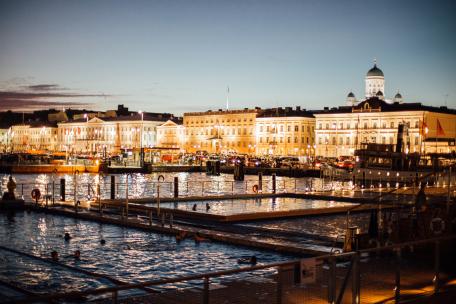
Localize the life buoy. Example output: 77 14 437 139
74 170 80 175
252 184 259 193
158 175 165 182
430 218 445 235
31 188 41 200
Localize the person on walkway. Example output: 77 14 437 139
206 203 210 212
415 183 427 212
192 204 197 211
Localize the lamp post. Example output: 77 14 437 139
138 111 144 166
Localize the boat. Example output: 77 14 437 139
353 123 437 186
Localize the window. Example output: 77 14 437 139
318 123 322 129
287 137 291 143
295 125 299 132
382 137 386 144
415 136 419 145
373 122 377 128
260 126 263 132
280 125 284 132
346 137 350 145
339 137 343 145
371 137 376 143
325 123 329 129
294 137 298 143
390 122 394 128
319 137 322 144
332 137 336 145
364 122 368 129
288 125 291 132
415 121 419 128
340 122 343 129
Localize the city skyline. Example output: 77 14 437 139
1 0 455 114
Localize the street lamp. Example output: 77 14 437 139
138 111 144 166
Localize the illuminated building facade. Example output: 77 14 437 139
10 123 58 152
315 99 456 158
183 109 258 154
156 119 185 149
255 107 315 156
58 114 172 154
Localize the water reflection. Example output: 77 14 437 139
0 212 295 295
1 172 355 202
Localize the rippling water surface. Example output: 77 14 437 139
0 211 295 297
1 172 353 202
159 197 356 216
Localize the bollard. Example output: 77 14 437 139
60 178 65 201
258 172 263 192
110 176 115 200
174 176 179 198
272 173 276 194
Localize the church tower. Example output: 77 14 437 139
365 60 385 98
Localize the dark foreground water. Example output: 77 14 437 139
0 211 295 300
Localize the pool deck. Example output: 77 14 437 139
37 206 330 256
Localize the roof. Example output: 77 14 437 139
61 113 176 124
315 97 456 115
257 107 315 118
367 64 384 77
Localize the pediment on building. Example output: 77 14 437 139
159 120 178 127
88 117 105 123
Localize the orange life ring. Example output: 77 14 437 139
31 188 41 200
252 184 259 193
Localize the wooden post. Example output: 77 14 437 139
203 276 209 304
110 175 115 200
434 241 440 293
174 176 179 198
395 248 401 303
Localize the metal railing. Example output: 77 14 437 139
7 235 455 304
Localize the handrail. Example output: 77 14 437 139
8 234 456 304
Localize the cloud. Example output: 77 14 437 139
24 84 63 91
0 83 112 111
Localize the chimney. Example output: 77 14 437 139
296 106 301 111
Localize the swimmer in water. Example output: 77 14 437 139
64 232 71 241
74 250 81 260
100 239 106 245
51 251 59 261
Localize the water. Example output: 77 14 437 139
0 211 295 298
159 197 356 216
0 172 351 202
239 213 371 240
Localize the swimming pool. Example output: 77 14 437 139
0 211 295 299
157 197 356 216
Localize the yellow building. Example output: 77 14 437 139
255 107 315 156
156 119 185 149
10 123 58 152
315 97 456 158
183 109 258 154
